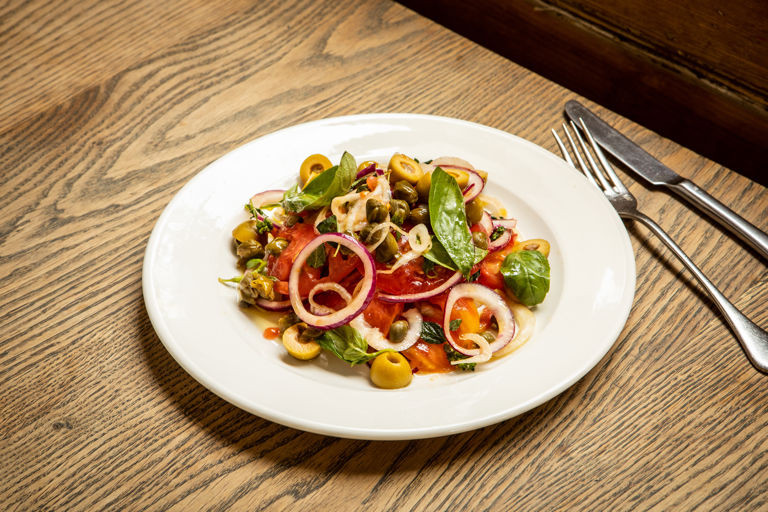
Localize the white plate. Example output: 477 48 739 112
143 113 635 440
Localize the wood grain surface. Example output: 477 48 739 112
1 0 767 510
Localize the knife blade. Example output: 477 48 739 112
565 100 768 261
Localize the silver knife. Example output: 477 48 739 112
565 100 768 261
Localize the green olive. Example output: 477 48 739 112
370 352 413 389
408 205 430 226
512 238 551 258
236 239 265 260
265 237 289 256
389 199 410 226
472 231 488 250
300 154 332 186
465 199 484 225
366 198 388 223
282 324 322 360
415 171 432 202
389 319 410 343
392 180 419 206
232 219 264 244
375 232 398 263
277 312 300 334
388 153 423 184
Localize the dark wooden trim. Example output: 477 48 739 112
399 0 768 186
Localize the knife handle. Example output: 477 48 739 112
669 179 768 261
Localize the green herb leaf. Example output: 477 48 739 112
467 270 480 283
490 225 506 241
449 319 462 331
428 167 476 277
307 245 327 268
317 325 394 365
282 152 356 212
500 250 550 306
420 321 447 344
245 258 267 273
444 344 476 371
316 214 338 234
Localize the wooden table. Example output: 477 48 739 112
2 1 766 509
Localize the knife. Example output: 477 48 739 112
565 100 768 261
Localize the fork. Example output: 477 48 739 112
553 119 768 374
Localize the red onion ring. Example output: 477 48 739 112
461 169 485 203
288 233 376 329
355 163 384 179
377 270 462 303
253 297 292 311
250 189 285 207
250 189 286 227
477 211 493 235
489 218 517 251
443 283 515 356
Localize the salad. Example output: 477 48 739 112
222 151 551 389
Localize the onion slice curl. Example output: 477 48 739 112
443 283 515 356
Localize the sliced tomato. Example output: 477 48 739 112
362 296 403 336
267 222 316 281
376 257 456 297
477 238 517 291
402 341 453 374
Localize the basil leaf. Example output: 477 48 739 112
317 325 393 365
420 321 447 344
423 237 457 271
282 152 356 212
307 245 326 268
428 167 475 277
316 214 338 234
499 250 550 306
449 319 462 331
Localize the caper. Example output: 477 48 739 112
236 239 265 260
465 199 484 225
366 198 388 223
300 325 324 341
277 312 300 334
392 180 419 206
472 231 489 250
408 205 430 226
480 331 497 344
376 232 398 262
389 199 410 226
389 319 410 343
265 237 289 256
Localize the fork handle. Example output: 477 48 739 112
625 210 768 373
670 179 768 261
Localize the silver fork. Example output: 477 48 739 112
553 119 768 374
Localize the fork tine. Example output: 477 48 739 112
551 128 574 167
577 118 629 194
568 120 614 192
557 123 600 188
